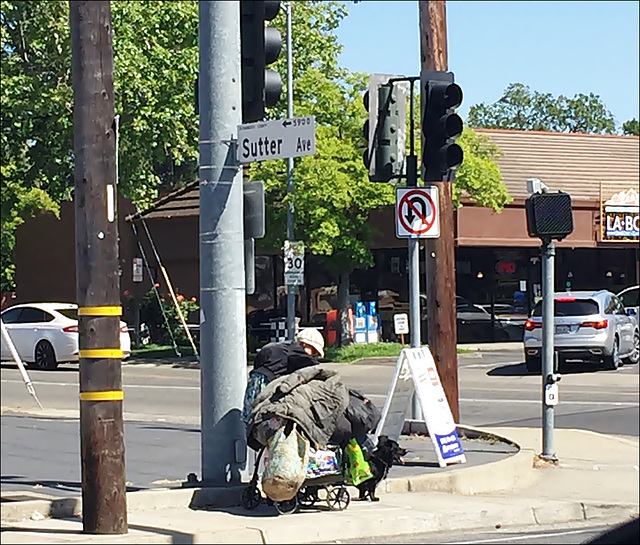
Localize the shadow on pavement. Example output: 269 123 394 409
0 363 78 373
486 361 618 377
1 523 196 544
1 476 143 494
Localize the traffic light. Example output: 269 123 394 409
362 75 406 182
525 191 574 241
421 71 463 181
240 0 283 123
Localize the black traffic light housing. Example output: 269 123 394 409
362 75 406 182
240 0 283 123
525 191 574 241
421 70 463 182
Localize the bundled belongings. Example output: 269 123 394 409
244 366 352 514
247 366 349 451
329 388 381 450
306 445 341 479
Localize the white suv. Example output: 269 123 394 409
523 290 639 372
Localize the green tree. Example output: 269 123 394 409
622 118 639 136
1 0 509 307
1 0 200 290
468 83 616 134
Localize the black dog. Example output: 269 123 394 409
357 435 407 501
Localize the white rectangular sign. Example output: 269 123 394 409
132 257 143 283
237 116 316 164
375 347 466 468
395 186 440 239
284 240 305 286
394 313 409 335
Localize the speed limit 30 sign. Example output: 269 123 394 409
284 240 305 286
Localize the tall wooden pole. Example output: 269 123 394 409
419 0 460 422
69 1 128 533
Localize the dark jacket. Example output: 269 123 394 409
247 366 349 450
251 341 318 382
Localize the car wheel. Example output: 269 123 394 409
623 330 639 365
34 340 58 370
603 337 620 370
525 355 541 374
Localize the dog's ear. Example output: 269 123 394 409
378 435 388 446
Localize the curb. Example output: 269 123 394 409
1 426 530 524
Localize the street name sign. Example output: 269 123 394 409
375 346 466 468
395 186 440 238
237 116 316 164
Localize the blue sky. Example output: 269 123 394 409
335 1 640 128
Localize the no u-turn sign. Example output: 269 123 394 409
395 186 440 238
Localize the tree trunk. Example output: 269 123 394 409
337 271 351 346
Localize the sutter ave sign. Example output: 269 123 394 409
237 116 316 164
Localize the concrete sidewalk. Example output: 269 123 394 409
2 427 637 544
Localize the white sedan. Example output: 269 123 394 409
1 302 131 370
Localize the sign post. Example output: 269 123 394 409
394 313 409 345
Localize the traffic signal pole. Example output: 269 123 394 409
285 1 296 341
419 1 460 422
198 0 247 484
69 1 128 533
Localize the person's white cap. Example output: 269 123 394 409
296 328 325 358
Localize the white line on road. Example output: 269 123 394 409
1 379 198 391
364 393 639 407
3 380 638 407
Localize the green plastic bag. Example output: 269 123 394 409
344 438 373 486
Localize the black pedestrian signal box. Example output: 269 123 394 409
525 191 574 241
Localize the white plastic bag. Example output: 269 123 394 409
261 423 310 502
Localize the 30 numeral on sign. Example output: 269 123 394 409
284 240 305 286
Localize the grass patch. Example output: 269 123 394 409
323 342 403 363
131 341 476 362
130 343 196 359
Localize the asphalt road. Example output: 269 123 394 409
2 347 638 501
2 347 637 436
337 521 620 544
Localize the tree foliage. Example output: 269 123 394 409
1 0 508 290
468 83 617 134
622 118 639 136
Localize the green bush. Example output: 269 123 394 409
139 286 199 346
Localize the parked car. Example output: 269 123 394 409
523 290 639 372
379 293 508 343
0 302 131 370
617 285 639 327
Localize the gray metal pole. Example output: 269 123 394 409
541 239 556 460
406 79 422 419
198 0 247 485
286 2 296 341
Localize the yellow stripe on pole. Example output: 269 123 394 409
80 390 124 402
78 306 122 316
78 348 123 359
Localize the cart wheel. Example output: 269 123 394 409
275 496 298 515
297 486 319 507
326 486 350 511
241 485 261 510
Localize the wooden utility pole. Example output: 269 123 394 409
419 0 460 422
69 1 128 533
